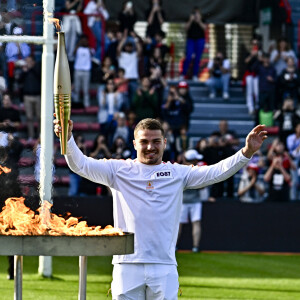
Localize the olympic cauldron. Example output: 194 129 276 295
0 197 134 300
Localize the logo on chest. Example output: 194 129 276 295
151 170 173 180
146 181 154 190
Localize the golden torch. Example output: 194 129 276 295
53 29 71 155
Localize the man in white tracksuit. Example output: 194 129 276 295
54 117 267 300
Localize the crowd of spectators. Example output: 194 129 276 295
0 1 299 204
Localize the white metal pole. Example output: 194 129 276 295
14 255 23 300
38 0 55 278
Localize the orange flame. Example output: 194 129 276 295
0 165 11 175
48 18 61 31
0 197 124 236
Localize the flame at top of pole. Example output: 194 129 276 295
48 18 62 32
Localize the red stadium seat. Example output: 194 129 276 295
71 108 85 115
90 123 100 131
84 140 94 149
18 175 36 185
73 123 89 131
265 126 279 135
55 157 67 167
18 157 35 167
85 106 98 114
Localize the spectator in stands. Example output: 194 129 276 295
161 121 175 162
0 69 6 101
19 56 41 141
68 134 86 196
286 123 300 201
217 120 240 150
195 138 208 161
110 136 132 159
114 67 129 111
106 30 121 68
0 0 16 12
177 149 210 252
265 138 295 201
145 0 165 39
117 32 142 104
112 112 130 145
177 81 194 129
278 56 300 107
248 149 265 170
274 96 300 147
238 163 265 202
72 35 92 108
181 7 206 81
6 27 31 93
97 78 122 135
203 132 226 200
254 52 277 124
161 85 188 136
0 43 6 89
99 56 116 86
0 10 17 35
84 0 109 64
148 46 167 77
149 64 166 114
0 92 20 134
89 133 111 159
118 1 137 36
175 126 192 163
206 51 230 99
212 120 239 198
270 37 297 76
244 37 262 115
132 76 158 121
144 30 169 73
62 0 83 64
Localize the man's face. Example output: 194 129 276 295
133 129 166 165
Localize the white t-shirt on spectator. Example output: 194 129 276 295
207 59 231 71
118 51 139 80
270 49 298 75
83 1 109 28
74 47 92 71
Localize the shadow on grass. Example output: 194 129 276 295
180 283 300 294
38 275 65 281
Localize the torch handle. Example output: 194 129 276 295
54 94 71 155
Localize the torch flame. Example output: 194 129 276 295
0 165 11 175
0 198 124 236
48 18 61 32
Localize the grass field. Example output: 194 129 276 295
0 252 299 300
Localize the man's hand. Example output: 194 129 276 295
53 113 73 142
242 125 268 158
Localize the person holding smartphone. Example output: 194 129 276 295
180 6 206 81
118 0 137 36
145 0 165 38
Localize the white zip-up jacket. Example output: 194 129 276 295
65 136 250 265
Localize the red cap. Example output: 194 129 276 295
247 163 259 174
178 81 189 89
